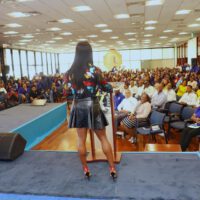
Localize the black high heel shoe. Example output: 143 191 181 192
110 166 117 180
83 166 91 179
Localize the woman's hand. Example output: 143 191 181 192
128 114 135 120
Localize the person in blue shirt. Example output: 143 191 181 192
180 106 200 151
114 88 125 110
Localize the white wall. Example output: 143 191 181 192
187 37 197 65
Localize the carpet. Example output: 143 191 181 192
0 151 199 200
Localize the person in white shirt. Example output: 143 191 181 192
143 81 155 98
135 80 144 99
187 76 197 90
129 80 137 96
179 85 198 107
117 89 138 114
119 93 152 143
151 83 167 109
0 80 8 105
163 83 176 102
0 81 7 94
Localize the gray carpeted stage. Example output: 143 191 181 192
0 104 64 132
0 151 199 200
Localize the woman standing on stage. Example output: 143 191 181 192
66 41 117 179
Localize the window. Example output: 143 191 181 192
152 49 162 59
5 49 14 77
141 49 151 60
13 50 21 78
47 53 52 74
163 48 174 59
27 51 35 79
130 50 141 60
20 50 28 77
51 53 56 74
36 52 43 74
42 53 48 75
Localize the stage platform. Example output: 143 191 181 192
0 151 199 200
0 103 67 150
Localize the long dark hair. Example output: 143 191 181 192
68 41 93 89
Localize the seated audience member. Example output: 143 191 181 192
135 80 144 99
178 85 198 107
151 83 167 109
18 83 29 103
163 83 176 102
116 89 138 125
114 88 125 110
180 106 200 151
129 80 137 96
143 80 155 98
176 79 187 100
188 76 197 90
29 85 41 102
119 93 151 143
0 80 8 106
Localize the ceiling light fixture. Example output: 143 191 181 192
58 18 74 23
146 0 165 6
176 10 191 15
47 27 61 31
163 29 173 33
114 14 130 19
95 24 108 28
8 12 31 18
101 29 112 32
145 20 157 24
87 35 98 38
188 23 200 27
60 32 72 36
144 26 155 30
5 23 22 28
72 5 92 12
125 32 136 35
3 31 18 34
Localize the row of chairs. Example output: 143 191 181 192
135 102 196 146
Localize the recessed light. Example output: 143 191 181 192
176 10 191 15
179 32 188 35
60 32 72 36
110 36 119 39
8 12 31 18
144 26 155 30
160 36 168 39
78 38 87 41
144 34 153 37
114 14 130 19
145 20 157 25
163 30 173 33
46 41 56 43
128 38 136 41
125 32 136 35
101 29 112 33
88 35 98 38
3 31 18 35
22 34 34 38
196 18 200 21
19 39 32 42
156 42 161 45
47 27 61 31
98 40 106 43
188 24 200 27
16 43 26 45
95 24 108 28
53 37 63 40
146 0 165 6
58 18 74 23
72 5 92 12
5 23 22 28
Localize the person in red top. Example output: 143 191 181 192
66 42 117 179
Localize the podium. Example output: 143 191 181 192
87 92 122 163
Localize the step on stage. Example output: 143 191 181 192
0 103 67 150
0 151 199 200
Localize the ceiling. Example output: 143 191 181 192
0 0 200 53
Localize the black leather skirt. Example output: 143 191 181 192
68 97 109 130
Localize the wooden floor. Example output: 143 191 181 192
33 119 199 152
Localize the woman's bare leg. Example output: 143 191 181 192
76 128 88 167
94 129 115 168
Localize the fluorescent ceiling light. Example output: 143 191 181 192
8 12 31 18
60 32 72 36
176 10 191 15
17 43 26 45
5 23 22 28
19 39 32 42
145 20 157 24
156 42 161 45
179 32 188 35
47 27 61 31
196 18 200 21
144 26 155 30
16 0 34 2
128 38 136 41
72 5 92 12
170 38 179 42
125 32 136 35
144 34 153 37
22 34 34 38
163 30 173 33
110 36 119 39
114 14 130 19
95 24 108 28
3 31 18 34
146 0 165 6
160 36 168 39
98 40 106 43
87 35 98 38
78 38 87 41
188 24 200 27
46 41 56 43
58 18 74 23
53 37 63 40
101 29 112 32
